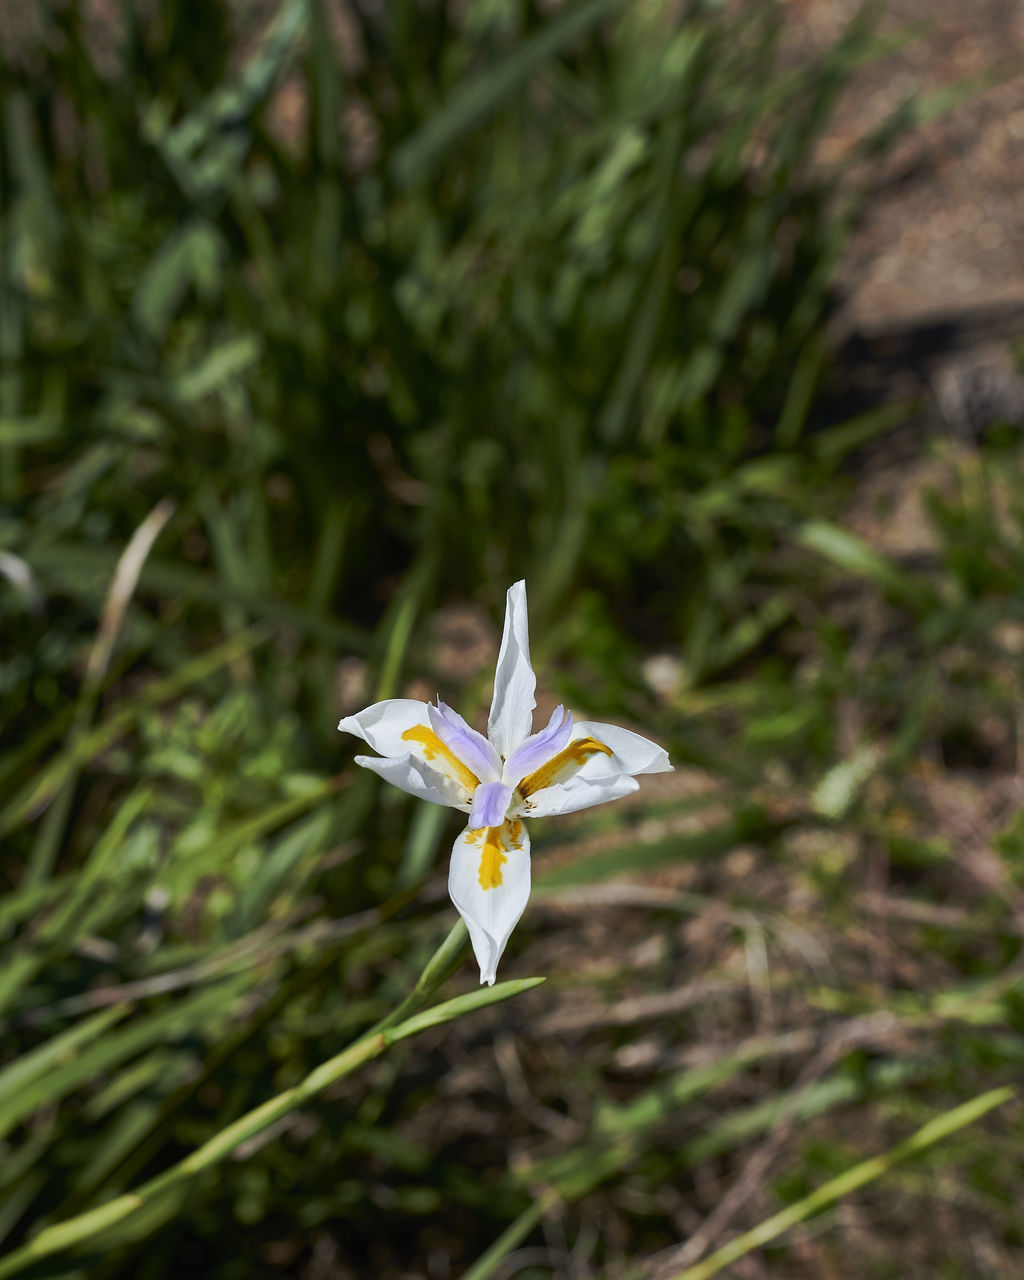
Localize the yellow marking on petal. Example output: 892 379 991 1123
401 725 480 794
507 819 524 849
518 736 613 798
476 826 508 890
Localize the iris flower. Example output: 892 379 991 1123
338 581 673 984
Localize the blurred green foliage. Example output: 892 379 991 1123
2 0 904 729
2 1 1024 1278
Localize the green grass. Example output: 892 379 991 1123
2 1 1022 1277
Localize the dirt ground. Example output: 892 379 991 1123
794 0 1024 335
778 0 1024 572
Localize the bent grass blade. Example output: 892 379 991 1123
664 1085 1016 1280
0 975 544 1279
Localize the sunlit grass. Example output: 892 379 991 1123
1 0 1022 1277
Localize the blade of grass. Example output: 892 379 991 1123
391 0 628 186
535 807 790 890
775 335 825 448
373 548 437 701
796 519 933 611
663 1086 1016 1280
460 1189 562 1280
0 627 270 839
0 1007 127 1110
0 979 251 1141
0 971 544 1278
24 499 174 887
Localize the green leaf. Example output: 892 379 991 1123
666 1086 1016 1280
0 1007 128 1114
174 335 261 404
796 520 932 609
132 220 224 341
0 975 543 1276
812 744 882 819
392 0 628 185
536 808 785 890
0 981 249 1142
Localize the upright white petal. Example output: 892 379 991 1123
448 820 531 985
487 580 536 759
571 721 673 776
338 699 431 757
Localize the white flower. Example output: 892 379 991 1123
338 581 673 985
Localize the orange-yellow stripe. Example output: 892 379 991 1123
401 725 480 794
518 736 612 798
468 819 525 890
478 827 507 889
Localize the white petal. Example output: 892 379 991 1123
338 699 431 757
524 773 639 818
448 820 531 985
571 721 673 776
487 580 537 760
354 753 468 809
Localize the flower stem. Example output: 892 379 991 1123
0 921 523 1280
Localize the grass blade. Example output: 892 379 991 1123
665 1086 1016 1280
391 0 627 185
0 960 542 1276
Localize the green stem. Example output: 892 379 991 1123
460 1189 562 1280
0 928 532 1280
369 919 469 1036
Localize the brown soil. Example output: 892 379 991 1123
796 0 1024 335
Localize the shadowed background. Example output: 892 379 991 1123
2 1 1024 1277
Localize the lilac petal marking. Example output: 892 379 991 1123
504 705 573 787
469 780 514 829
427 701 501 784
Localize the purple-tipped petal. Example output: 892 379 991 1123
504 705 573 787
469 780 514 829
427 701 502 784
